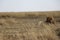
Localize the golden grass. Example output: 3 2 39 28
0 11 60 40
0 11 60 17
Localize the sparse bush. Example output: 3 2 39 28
1 15 6 18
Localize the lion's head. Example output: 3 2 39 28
45 16 55 24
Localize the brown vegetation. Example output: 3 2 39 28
0 11 60 40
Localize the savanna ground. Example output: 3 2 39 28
0 11 60 40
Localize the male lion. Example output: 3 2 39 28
37 16 59 40
45 16 55 24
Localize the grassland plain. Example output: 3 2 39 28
0 11 60 40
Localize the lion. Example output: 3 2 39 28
45 16 55 24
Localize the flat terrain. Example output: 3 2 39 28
0 11 60 40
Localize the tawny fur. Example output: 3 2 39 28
45 16 55 24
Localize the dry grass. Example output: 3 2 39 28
0 11 60 40
0 11 60 17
